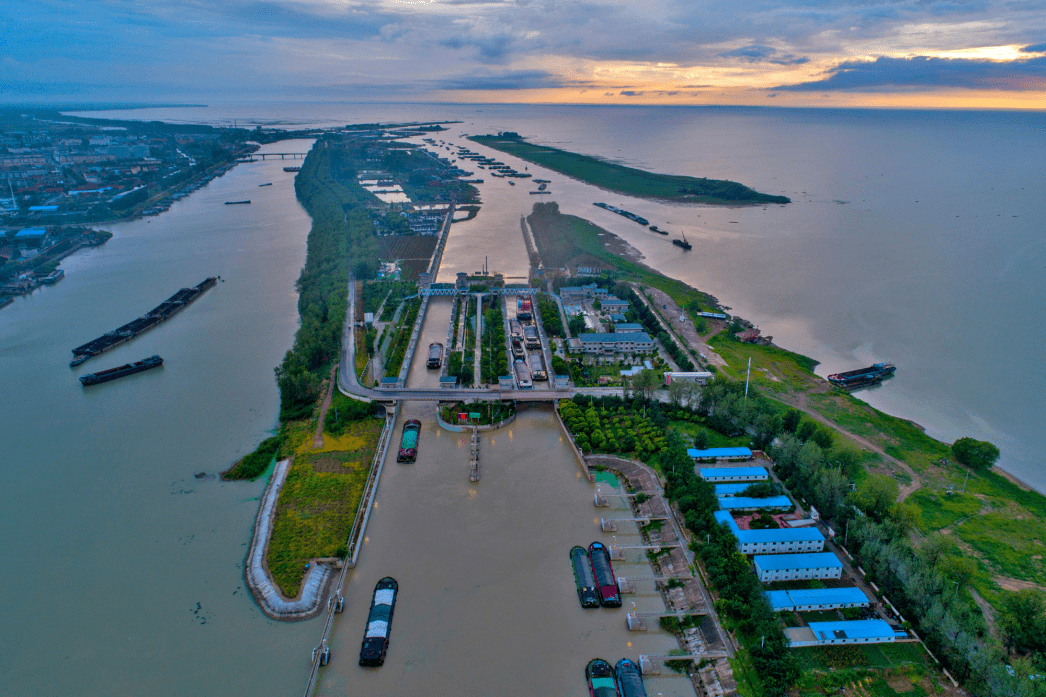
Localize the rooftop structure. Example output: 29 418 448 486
753 552 843 582
600 295 629 311
613 323 644 332
787 620 899 647
696 463 763 478
15 227 46 240
718 496 792 511
767 587 870 612
714 510 824 555
714 483 757 497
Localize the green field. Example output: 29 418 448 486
470 134 790 204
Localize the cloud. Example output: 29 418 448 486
619 90 645 96
720 44 809 65
775 55 1046 91
437 69 569 90
1021 43 1046 53
439 32 517 63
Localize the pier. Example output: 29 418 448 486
239 152 309 161
599 515 669 532
469 426 480 482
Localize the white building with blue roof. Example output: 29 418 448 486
578 332 655 355
714 483 756 497
696 463 764 480
715 510 824 555
753 552 843 582
766 587 870 612
787 619 900 647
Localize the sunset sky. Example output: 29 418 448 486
3 0 1046 108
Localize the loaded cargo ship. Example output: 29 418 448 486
514 359 533 389
529 351 547 381
80 355 163 386
588 541 621 607
70 277 217 367
586 659 621 697
615 659 648 697
397 420 421 463
570 546 601 608
516 296 533 321
827 362 896 389
359 577 398 667
594 202 649 226
523 324 540 349
427 342 444 369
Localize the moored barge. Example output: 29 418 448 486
827 362 896 389
586 658 621 697
615 658 648 697
80 355 163 386
570 546 601 608
359 577 398 667
588 541 621 607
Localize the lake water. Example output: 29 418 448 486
75 103 1046 491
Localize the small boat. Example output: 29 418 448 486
672 233 692 250
648 225 669 236
508 181 515 185
259 182 272 187
586 659 620 697
359 577 398 667
224 200 251 205
570 546 601 608
615 659 648 697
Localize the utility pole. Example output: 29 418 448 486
744 357 752 399
961 470 970 494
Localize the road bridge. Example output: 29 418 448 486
241 152 309 160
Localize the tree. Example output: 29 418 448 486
782 409 802 433
811 428 834 450
568 313 587 336
952 437 1001 471
693 429 710 450
796 420 817 442
998 588 1046 655
889 501 922 535
631 368 661 399
920 533 957 568
939 556 977 591
855 474 899 521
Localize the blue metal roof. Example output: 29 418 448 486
16 227 46 237
808 620 894 641
714 510 823 544
578 332 653 343
714 483 755 496
718 495 792 510
613 323 643 332
785 587 869 608
754 553 842 571
767 590 794 611
693 454 757 465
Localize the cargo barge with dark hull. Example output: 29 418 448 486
615 659 648 697
594 202 648 226
70 277 217 367
570 546 601 608
588 541 621 607
359 577 398 667
827 362 896 389
80 355 163 386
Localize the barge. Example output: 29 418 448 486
516 296 532 321
615 659 647 697
397 420 421 463
648 225 669 236
224 200 251 205
359 577 398 667
523 324 540 350
594 202 648 226
570 546 601 608
529 351 547 381
80 355 163 386
427 342 444 369
827 362 896 389
588 541 621 607
70 277 217 367
672 233 692 250
41 269 65 284
514 358 533 389
586 659 621 697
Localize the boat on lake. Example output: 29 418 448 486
224 200 251 205
359 577 398 667
570 546 600 608
827 362 895 389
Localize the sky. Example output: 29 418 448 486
2 0 1046 108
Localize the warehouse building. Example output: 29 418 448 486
578 332 656 355
753 553 843 582
715 511 824 555
717 495 792 511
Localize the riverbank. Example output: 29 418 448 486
469 134 790 204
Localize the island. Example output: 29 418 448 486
469 133 790 205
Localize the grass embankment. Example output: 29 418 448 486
266 413 382 598
470 134 790 204
526 202 717 312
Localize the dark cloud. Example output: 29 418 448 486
1021 43 1046 53
437 69 569 90
720 44 809 65
619 90 645 96
775 55 1046 91
439 33 517 63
